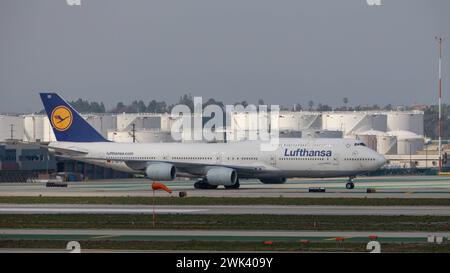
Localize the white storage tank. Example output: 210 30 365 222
23 114 47 142
108 129 173 143
116 114 136 131
230 111 262 132
297 112 322 130
278 112 322 131
355 130 381 151
229 111 271 142
355 130 390 152
300 129 343 139
0 115 24 141
322 112 387 136
386 111 424 136
81 114 117 138
387 130 424 155
278 113 298 131
160 113 174 132
42 118 57 142
355 129 399 155
116 114 162 131
26 114 115 142
167 113 207 138
377 135 397 155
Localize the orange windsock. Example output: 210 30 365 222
151 182 172 193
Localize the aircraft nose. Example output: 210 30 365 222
377 154 387 167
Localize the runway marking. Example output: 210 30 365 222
92 235 118 239
0 208 209 214
325 237 345 241
0 233 432 243
2 205 450 215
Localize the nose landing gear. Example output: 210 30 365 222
346 177 355 190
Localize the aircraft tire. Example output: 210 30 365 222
346 182 355 189
194 180 218 190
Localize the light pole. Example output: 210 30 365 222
9 124 14 140
436 36 444 173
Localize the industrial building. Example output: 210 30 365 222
0 110 426 151
1 109 441 174
0 140 131 182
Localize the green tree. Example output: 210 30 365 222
293 103 302 111
114 102 126 113
137 100 147 113
69 99 106 113
178 93 194 111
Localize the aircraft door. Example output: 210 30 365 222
332 153 340 166
262 151 277 168
217 152 225 164
270 155 276 167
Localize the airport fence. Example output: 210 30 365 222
366 167 450 177
0 170 39 183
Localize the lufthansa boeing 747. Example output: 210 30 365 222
40 93 387 189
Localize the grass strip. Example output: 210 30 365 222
1 214 449 231
2 196 450 206
1 240 450 253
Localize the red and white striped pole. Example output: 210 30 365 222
436 36 443 173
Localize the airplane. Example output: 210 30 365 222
39 92 387 189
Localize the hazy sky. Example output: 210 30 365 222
1 0 449 113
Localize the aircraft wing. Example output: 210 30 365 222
48 146 89 156
124 160 278 177
34 143 89 156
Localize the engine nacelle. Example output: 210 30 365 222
259 177 287 184
145 163 176 181
206 167 238 186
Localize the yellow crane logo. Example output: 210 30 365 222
51 106 73 131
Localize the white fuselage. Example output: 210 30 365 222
49 138 386 180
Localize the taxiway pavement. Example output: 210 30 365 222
1 203 450 216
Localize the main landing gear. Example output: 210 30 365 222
194 179 218 189
346 177 355 190
193 179 240 189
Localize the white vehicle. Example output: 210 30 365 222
40 93 387 189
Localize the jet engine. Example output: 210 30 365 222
145 163 176 181
206 167 238 186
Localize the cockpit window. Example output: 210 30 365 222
354 142 366 147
